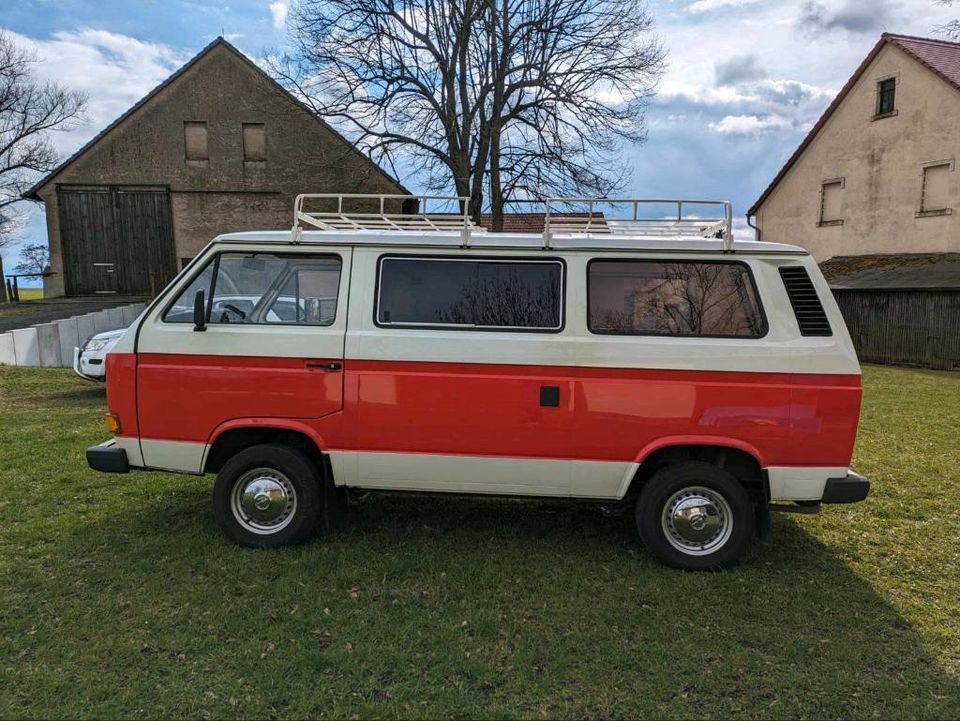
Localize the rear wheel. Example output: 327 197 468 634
213 443 324 547
636 461 754 570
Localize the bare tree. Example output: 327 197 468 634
0 30 86 300
14 242 49 275
935 1 960 39
273 0 665 229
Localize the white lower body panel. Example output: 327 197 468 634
329 450 636 499
766 466 847 501
139 439 207 474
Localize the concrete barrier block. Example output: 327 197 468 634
106 306 124 329
11 327 40 366
92 310 112 333
120 304 139 325
76 314 96 344
0 333 14 366
56 317 80 367
36 322 62 367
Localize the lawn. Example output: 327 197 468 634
0 365 958 719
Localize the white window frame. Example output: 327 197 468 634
818 177 845 227
917 160 954 218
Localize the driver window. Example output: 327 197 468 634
267 261 341 325
164 252 342 325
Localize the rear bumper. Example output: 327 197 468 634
87 439 130 474
821 472 870 504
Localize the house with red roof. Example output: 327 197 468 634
748 33 960 263
749 34 960 370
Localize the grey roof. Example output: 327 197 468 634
820 253 960 290
24 37 408 201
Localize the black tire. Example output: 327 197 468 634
636 461 754 570
213 443 324 547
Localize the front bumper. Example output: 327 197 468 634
73 346 105 382
821 472 870 503
87 439 129 473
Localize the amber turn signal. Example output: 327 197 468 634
104 413 121 435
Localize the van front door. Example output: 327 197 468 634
134 248 351 472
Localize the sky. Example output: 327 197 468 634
1 0 957 274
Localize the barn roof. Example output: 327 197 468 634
748 33 960 217
24 36 408 201
820 253 960 291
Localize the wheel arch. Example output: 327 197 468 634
622 437 766 501
203 419 328 475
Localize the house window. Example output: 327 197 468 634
876 77 896 116
819 179 844 226
242 123 266 162
918 161 954 217
184 121 208 162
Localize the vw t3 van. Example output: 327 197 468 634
86 194 869 569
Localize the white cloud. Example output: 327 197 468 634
8 28 186 156
708 114 793 135
686 0 763 13
269 1 289 29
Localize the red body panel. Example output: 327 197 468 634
135 353 343 443
105 353 139 437
107 353 862 467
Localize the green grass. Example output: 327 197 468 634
1 365 958 719
15 288 43 301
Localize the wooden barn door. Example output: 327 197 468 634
58 186 176 296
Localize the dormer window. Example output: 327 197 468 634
876 77 896 116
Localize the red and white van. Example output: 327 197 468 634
87 195 869 569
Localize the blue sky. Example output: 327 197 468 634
1 0 956 275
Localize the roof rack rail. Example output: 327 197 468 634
293 193 476 246
291 193 735 251
540 197 734 252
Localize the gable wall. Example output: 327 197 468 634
36 44 403 296
755 43 960 261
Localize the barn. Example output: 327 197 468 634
25 37 407 297
821 253 960 370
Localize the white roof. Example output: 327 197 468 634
213 229 808 255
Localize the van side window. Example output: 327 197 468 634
588 260 765 338
376 256 563 331
162 253 341 325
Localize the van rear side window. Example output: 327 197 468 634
376 256 563 331
588 260 766 338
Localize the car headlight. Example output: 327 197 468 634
84 338 111 352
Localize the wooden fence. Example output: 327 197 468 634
832 289 960 370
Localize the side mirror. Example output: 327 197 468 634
193 289 207 332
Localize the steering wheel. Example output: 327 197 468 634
220 303 247 322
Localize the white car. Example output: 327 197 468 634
74 328 124 381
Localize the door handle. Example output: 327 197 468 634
306 360 342 371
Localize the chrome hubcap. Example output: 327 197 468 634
230 468 297 535
661 486 733 556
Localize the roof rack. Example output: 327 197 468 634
291 193 735 252
293 193 476 246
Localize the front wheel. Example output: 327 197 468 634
213 443 324 547
636 461 754 570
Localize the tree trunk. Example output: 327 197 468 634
0 254 6 302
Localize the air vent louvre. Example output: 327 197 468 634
779 266 832 337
